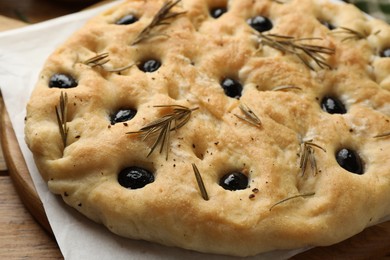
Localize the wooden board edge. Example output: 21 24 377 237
0 91 53 235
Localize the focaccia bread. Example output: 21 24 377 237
24 0 390 256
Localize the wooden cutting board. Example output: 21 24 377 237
0 93 52 234
1 13 390 259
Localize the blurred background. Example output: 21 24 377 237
0 0 104 23
0 0 389 24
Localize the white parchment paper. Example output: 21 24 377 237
0 2 310 260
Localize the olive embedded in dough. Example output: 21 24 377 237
321 96 347 114
247 15 273 33
220 78 243 98
118 166 155 189
219 171 249 191
115 14 139 25
49 73 78 89
336 148 364 175
110 109 137 125
139 59 162 73
210 7 227 19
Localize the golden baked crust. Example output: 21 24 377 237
25 0 390 256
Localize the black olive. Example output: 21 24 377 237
380 48 390 58
220 78 243 98
219 171 248 191
321 21 336 30
336 148 364 174
115 14 138 25
247 15 273 33
49 73 78 88
321 96 347 114
110 109 137 125
118 166 154 189
210 7 227 18
139 59 161 72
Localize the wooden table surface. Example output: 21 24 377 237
1 1 390 259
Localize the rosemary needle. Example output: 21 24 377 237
299 140 326 176
330 27 366 42
192 163 209 201
269 192 315 211
84 53 110 67
373 132 390 138
84 53 135 73
55 92 68 149
272 85 302 91
234 103 262 127
258 33 335 71
131 0 186 45
127 105 198 160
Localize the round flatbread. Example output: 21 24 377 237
25 0 390 256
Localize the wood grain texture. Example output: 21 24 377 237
0 177 62 259
0 93 52 234
0 140 7 173
293 221 390 259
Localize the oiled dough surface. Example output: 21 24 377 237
25 0 390 256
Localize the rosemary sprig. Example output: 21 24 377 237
127 105 198 159
299 140 326 176
234 103 262 128
83 53 135 73
257 33 335 71
192 163 209 201
131 0 186 45
373 132 390 138
55 92 68 148
269 192 315 211
330 27 366 42
272 85 302 91
84 52 109 67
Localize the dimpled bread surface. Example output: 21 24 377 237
24 0 390 256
